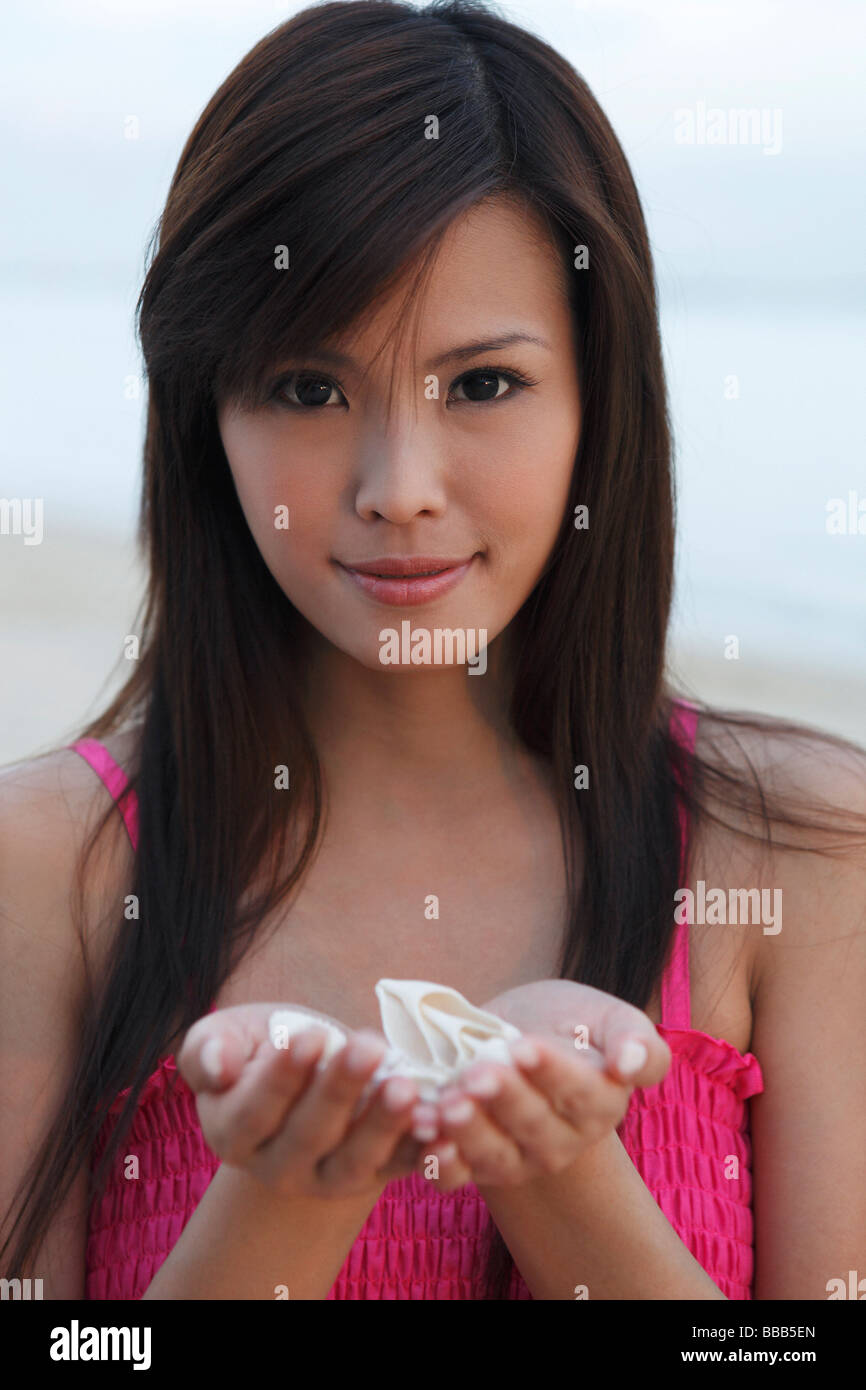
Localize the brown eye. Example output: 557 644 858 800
448 367 536 404
269 364 535 410
273 373 346 409
451 370 511 402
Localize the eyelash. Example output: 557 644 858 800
267 364 539 411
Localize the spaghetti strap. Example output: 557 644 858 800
68 737 218 1016
660 699 700 1030
68 738 139 852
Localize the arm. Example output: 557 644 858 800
478 1128 727 1300
748 751 866 1299
155 1011 424 1299
0 751 134 1297
428 742 866 1301
412 987 723 1298
142 1164 378 1300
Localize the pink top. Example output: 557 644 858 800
71 699 763 1300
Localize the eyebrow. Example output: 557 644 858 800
300 332 552 372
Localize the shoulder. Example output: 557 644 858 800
691 704 866 883
0 725 141 855
680 707 866 1046
0 726 143 967
690 710 866 1297
0 729 141 1297
693 703 866 804
692 705 866 933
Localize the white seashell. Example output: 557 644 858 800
268 1007 348 1063
267 980 522 1102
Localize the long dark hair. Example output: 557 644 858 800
3 0 865 1300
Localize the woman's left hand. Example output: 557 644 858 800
410 979 671 1190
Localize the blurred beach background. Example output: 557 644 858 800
1 0 864 765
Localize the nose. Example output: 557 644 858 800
353 417 448 524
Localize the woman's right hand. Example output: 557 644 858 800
177 1003 429 1202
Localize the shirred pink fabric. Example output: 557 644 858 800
71 699 763 1300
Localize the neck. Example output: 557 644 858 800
299 622 525 798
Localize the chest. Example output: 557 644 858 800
211 794 755 1053
214 799 570 1031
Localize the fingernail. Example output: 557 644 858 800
509 1039 540 1067
463 1070 501 1098
411 1104 438 1141
201 1037 223 1081
441 1098 474 1125
291 1028 326 1065
344 1036 385 1073
437 1142 458 1163
382 1077 416 1111
616 1038 648 1076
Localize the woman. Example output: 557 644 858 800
2 0 864 1301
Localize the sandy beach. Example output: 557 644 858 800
2 527 864 768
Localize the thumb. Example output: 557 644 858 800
177 1015 259 1094
603 1024 671 1087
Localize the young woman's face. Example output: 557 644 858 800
217 197 581 674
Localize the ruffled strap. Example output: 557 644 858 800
101 1055 180 1117
656 1023 764 1100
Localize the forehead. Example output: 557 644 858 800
332 196 572 368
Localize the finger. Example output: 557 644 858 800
178 1016 258 1094
587 1000 671 1086
507 1035 628 1140
604 1028 671 1085
198 1025 330 1165
378 1130 427 1181
436 1093 524 1186
265 1029 388 1167
423 1141 472 1193
409 1102 440 1144
456 1063 578 1174
316 1075 419 1190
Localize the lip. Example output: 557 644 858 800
335 554 478 606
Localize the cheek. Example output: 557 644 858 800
222 425 334 570
471 410 578 556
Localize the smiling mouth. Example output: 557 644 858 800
338 556 476 576
334 555 479 606
367 567 446 577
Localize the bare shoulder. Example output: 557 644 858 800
0 730 142 1295
0 725 141 853
695 705 866 805
691 706 866 981
692 712 866 1297
692 706 866 860
0 726 142 961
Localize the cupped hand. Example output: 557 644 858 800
176 1002 424 1201
408 979 671 1191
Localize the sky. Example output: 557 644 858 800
1 0 863 298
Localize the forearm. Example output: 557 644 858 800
479 1130 728 1301
141 1163 378 1300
